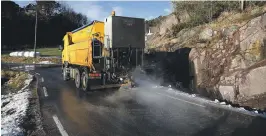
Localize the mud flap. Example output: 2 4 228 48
89 84 122 90
89 81 137 90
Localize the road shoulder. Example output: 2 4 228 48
22 75 46 136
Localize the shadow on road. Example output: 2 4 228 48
192 112 266 136
231 117 266 136
192 113 229 136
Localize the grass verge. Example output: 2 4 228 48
1 70 46 135
1 56 61 64
1 70 29 93
34 48 61 56
2 47 61 56
21 76 46 136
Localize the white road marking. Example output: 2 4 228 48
53 115 69 136
41 77 44 82
36 73 40 75
155 92 205 108
43 87 48 97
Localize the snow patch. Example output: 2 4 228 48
10 66 23 70
24 74 33 86
1 90 31 135
25 65 35 71
38 61 54 64
1 74 33 135
220 102 226 105
168 88 173 91
11 65 35 71
214 99 219 103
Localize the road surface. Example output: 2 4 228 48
2 63 266 136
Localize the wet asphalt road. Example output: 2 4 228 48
2 63 266 136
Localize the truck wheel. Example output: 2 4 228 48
74 68 81 88
62 66 69 81
81 69 90 91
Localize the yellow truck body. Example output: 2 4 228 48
62 21 105 69
60 11 145 91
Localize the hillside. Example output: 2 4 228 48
145 2 266 109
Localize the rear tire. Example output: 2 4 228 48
81 69 90 91
62 66 69 81
74 68 81 88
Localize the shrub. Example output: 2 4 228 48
171 1 266 36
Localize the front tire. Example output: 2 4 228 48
81 69 90 91
74 68 81 88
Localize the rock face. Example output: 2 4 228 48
189 13 266 103
239 65 266 97
146 13 193 52
158 14 179 35
218 86 236 102
199 27 213 41
146 6 266 107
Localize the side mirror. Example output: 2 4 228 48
59 45 63 51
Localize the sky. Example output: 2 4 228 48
13 0 173 21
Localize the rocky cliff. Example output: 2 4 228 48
146 6 266 109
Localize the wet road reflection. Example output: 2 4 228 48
3 63 266 136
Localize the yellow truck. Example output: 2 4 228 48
60 11 145 91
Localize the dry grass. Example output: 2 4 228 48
209 6 266 29
1 70 28 91
1 56 61 64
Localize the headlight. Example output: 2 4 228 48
120 78 123 81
